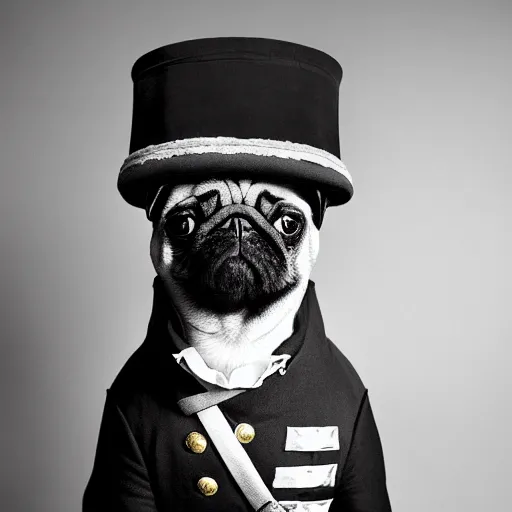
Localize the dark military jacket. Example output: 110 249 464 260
82 277 392 511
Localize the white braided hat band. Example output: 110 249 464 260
119 136 352 185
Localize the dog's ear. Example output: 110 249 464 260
146 184 171 225
314 189 329 230
291 185 329 230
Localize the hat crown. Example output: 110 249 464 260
127 36 343 156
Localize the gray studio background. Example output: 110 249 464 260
1 1 510 511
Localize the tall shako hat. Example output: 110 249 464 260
118 37 353 217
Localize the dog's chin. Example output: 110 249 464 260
177 254 296 315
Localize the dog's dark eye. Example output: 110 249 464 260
165 214 196 237
274 214 301 236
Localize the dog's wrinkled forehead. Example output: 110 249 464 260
147 179 327 229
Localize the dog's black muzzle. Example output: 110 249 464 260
192 204 289 263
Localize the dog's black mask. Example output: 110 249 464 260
149 180 325 315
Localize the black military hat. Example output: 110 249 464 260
117 37 353 213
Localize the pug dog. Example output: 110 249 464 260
147 177 326 381
83 36 393 512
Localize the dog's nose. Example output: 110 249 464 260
220 216 253 238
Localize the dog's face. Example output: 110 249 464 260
150 178 321 315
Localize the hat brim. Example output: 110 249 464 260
118 144 353 209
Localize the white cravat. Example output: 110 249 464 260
169 321 291 389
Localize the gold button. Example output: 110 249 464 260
185 432 207 454
197 476 218 496
235 423 255 444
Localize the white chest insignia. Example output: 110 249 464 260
272 464 338 488
285 426 340 452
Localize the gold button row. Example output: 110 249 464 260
186 423 256 496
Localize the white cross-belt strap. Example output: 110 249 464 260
178 389 246 415
197 405 286 512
